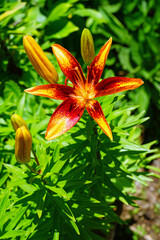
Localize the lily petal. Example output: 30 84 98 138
25 84 75 100
52 44 86 88
87 38 112 85
45 98 86 140
86 100 113 140
95 77 144 98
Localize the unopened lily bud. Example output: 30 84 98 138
15 126 32 164
81 28 95 65
11 114 29 132
23 35 58 83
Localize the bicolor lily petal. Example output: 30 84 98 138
87 38 112 85
45 98 86 140
52 44 86 89
25 84 75 101
95 77 144 98
86 100 113 140
24 33 144 140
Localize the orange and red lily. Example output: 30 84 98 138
24 36 143 140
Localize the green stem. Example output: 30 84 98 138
25 163 39 175
32 148 41 174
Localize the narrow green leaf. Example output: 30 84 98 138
0 173 9 187
145 153 160 163
46 185 70 200
108 105 139 121
53 143 61 160
146 165 160 173
0 230 27 239
10 179 37 194
120 117 149 129
3 164 28 179
15 218 33 230
35 189 46 218
120 139 148 152
70 220 80 235
50 156 69 174
6 206 28 231
17 93 26 116
53 209 60 240
0 191 10 218
54 197 76 222
0 212 15 229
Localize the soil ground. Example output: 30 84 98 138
114 159 160 240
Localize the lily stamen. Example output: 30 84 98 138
65 77 68 86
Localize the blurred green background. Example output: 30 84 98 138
0 0 160 142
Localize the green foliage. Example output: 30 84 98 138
0 80 158 239
0 0 160 239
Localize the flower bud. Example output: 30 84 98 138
11 114 29 132
23 35 58 84
81 28 95 65
15 126 32 164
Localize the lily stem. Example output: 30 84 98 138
32 148 41 174
25 163 40 175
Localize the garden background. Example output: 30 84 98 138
0 0 160 239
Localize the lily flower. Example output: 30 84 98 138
24 37 143 140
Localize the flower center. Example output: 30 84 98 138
74 81 96 100
69 67 96 100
